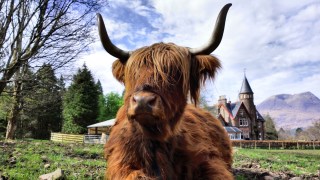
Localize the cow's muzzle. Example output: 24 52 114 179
127 91 162 124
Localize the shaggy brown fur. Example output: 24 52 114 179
105 43 233 179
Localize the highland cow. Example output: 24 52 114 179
98 3 233 180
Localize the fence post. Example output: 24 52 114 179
268 142 270 150
240 141 242 149
297 142 299 149
255 141 256 149
313 141 315 150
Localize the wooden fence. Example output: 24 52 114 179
232 140 320 150
50 133 84 143
50 133 320 149
83 135 106 144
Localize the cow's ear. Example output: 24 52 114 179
196 55 221 80
190 55 221 105
112 59 126 83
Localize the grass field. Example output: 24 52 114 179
233 148 320 178
1 140 319 179
0 140 105 179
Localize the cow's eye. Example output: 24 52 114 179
142 84 153 91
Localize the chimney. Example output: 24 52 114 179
218 95 227 106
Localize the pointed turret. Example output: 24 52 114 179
240 76 253 94
239 73 257 139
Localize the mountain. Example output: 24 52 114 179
257 92 320 130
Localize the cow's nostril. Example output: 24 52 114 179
132 95 137 103
147 96 156 107
133 95 145 106
131 93 157 110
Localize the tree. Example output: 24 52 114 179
19 64 63 139
97 92 123 121
62 64 99 134
104 92 123 120
57 75 66 93
199 94 209 109
278 127 287 140
1 0 106 139
264 115 278 140
96 80 107 122
297 120 320 141
96 80 103 95
307 120 320 140
0 93 12 137
3 63 64 139
295 127 303 138
0 0 106 96
5 63 31 139
97 94 108 122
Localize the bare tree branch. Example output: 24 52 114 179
0 0 105 95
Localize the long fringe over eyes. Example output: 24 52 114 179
125 43 191 96
113 43 221 105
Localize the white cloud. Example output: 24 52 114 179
79 42 124 95
77 0 320 104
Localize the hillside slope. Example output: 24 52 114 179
257 92 320 130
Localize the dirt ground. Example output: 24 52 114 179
233 167 320 180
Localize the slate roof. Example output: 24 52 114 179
240 76 253 94
256 111 265 121
216 101 264 123
231 102 242 116
224 126 242 133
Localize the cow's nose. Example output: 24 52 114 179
132 93 156 110
128 91 162 122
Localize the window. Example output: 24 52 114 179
242 131 250 139
239 118 248 126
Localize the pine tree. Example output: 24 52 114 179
278 127 286 140
97 95 107 122
96 80 107 122
57 75 66 93
62 64 99 134
21 64 63 139
295 128 303 138
264 115 278 140
96 80 103 95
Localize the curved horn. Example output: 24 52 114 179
97 13 131 63
189 3 232 55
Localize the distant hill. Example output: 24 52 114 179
257 92 320 130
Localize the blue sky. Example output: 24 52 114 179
79 0 320 105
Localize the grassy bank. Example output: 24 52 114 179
1 140 319 179
233 148 320 177
0 140 105 179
